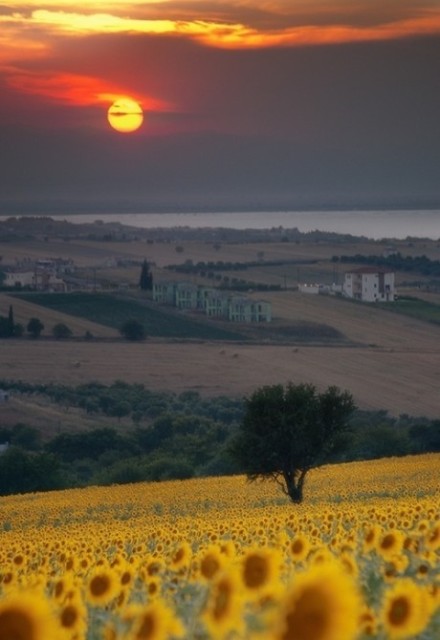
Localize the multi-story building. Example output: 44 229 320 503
152 281 272 322
343 267 395 302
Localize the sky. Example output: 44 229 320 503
1 0 440 214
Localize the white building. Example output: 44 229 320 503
3 271 35 288
175 282 198 309
343 267 395 302
152 281 272 322
152 281 176 304
228 297 272 323
203 290 230 318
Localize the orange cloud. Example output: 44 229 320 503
5 68 172 111
1 1 440 113
1 4 440 53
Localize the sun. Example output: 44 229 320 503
107 98 143 133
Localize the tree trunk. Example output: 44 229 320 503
283 469 307 503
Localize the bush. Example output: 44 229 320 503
119 319 146 341
27 317 44 338
52 323 72 339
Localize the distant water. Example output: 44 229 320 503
3 209 440 240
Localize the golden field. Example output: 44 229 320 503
0 453 439 639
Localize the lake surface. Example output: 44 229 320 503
3 209 440 240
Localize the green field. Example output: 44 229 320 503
378 296 440 325
13 292 246 340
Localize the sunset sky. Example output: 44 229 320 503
1 0 440 213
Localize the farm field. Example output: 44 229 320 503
0 293 118 338
2 338 440 417
2 233 439 267
2 283 440 416
0 453 439 639
2 224 440 419
11 292 245 341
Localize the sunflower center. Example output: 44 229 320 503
282 589 328 640
292 540 305 554
243 555 269 588
61 605 78 628
121 571 131 585
213 581 232 620
381 534 396 550
0 608 34 640
201 555 220 579
90 575 110 596
137 613 155 638
389 597 410 626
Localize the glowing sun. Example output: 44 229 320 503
107 98 143 133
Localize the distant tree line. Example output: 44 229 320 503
0 380 439 496
0 384 244 495
0 304 147 342
333 253 440 277
0 305 74 339
168 258 316 273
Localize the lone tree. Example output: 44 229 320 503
120 319 146 341
230 382 355 503
139 259 153 291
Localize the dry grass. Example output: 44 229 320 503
3 235 438 268
0 394 120 438
256 290 440 349
1 338 440 417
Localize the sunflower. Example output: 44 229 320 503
146 576 161 599
289 535 311 563
85 566 119 606
363 524 381 553
199 545 225 581
202 569 244 639
425 523 440 551
125 600 184 640
380 578 432 639
376 530 404 561
0 591 58 640
240 547 280 598
359 606 378 636
170 542 192 571
57 595 88 640
271 561 361 640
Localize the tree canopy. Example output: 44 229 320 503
230 382 355 503
27 317 44 338
52 322 72 339
119 319 147 341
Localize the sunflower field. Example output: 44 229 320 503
0 453 439 640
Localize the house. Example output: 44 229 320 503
3 270 35 288
34 271 67 292
298 283 322 295
3 268 67 292
343 267 395 302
